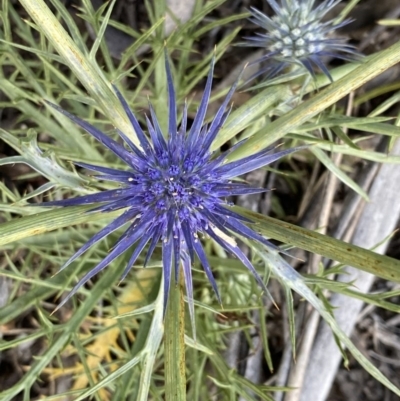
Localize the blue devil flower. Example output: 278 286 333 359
242 0 359 81
42 55 302 317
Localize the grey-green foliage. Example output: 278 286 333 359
1 0 400 400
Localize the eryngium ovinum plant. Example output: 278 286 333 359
242 0 360 82
39 58 303 322
2 0 400 400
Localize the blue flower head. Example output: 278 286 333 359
243 0 360 81
42 55 302 319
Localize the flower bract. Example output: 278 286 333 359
41 55 302 320
242 0 360 81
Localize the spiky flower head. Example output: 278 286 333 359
243 0 359 81
41 55 302 319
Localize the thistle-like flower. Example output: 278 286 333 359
243 0 359 81
41 56 302 318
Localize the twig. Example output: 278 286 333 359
285 93 353 401
299 137 400 401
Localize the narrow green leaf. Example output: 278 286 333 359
184 335 213 355
117 17 165 73
48 0 88 53
370 90 400 117
230 40 400 159
136 277 164 401
212 85 291 150
311 147 369 200
0 269 72 325
0 129 88 191
259 302 274 372
193 12 250 38
0 266 123 401
284 287 296 357
316 142 400 163
19 0 139 145
89 0 117 61
0 38 64 62
236 207 400 283
331 126 359 149
256 248 400 398
0 206 120 246
297 116 393 130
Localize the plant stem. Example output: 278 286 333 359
165 269 186 401
18 0 138 144
230 39 400 159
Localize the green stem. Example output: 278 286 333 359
165 269 186 401
18 0 138 144
230 39 400 159
237 206 400 283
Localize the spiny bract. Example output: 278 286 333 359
243 0 359 81
42 55 302 319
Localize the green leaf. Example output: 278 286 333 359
73 277 165 401
212 85 291 150
316 142 400 163
284 286 296 356
230 41 400 159
255 247 400 398
0 129 88 191
311 147 369 200
0 206 120 246
19 0 139 145
236 207 400 283
0 265 123 401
